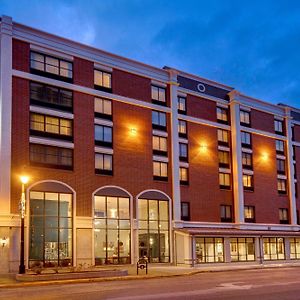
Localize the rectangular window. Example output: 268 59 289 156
277 179 287 194
240 110 251 126
152 135 167 156
151 85 166 105
178 120 187 138
195 237 224 263
30 143 73 169
30 113 73 140
95 125 113 147
290 238 300 259
152 111 167 130
241 131 251 148
279 208 289 224
95 153 113 175
275 140 285 154
219 173 231 189
94 69 112 91
153 161 168 181
180 167 189 184
217 107 228 124
276 159 286 175
179 143 188 161
178 97 186 113
181 202 190 221
243 174 254 191
220 205 232 222
94 98 112 120
263 237 285 260
274 119 284 135
230 238 255 262
217 129 229 146
242 152 253 170
244 206 255 223
30 52 73 81
218 150 230 168
30 82 73 112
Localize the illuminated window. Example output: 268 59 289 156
279 208 289 224
217 129 229 146
218 150 230 168
290 238 300 259
241 131 251 148
244 206 255 223
220 205 232 222
242 152 252 169
217 107 228 124
263 237 285 260
240 110 251 126
219 173 231 189
152 111 167 130
178 120 187 137
95 125 113 147
179 143 188 161
178 97 186 113
195 237 224 263
180 167 188 184
277 179 287 194
181 202 190 221
276 159 286 175
274 119 284 135
94 69 112 91
153 161 168 180
243 174 254 191
95 153 113 175
230 238 255 262
94 98 112 119
152 135 167 155
275 140 285 154
151 85 166 104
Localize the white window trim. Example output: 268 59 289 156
243 169 254 175
218 145 230 152
151 80 167 88
30 44 73 61
29 136 74 149
179 138 189 144
277 174 287 180
94 146 113 155
219 168 231 174
152 129 168 137
153 155 169 163
179 162 189 168
241 147 253 154
94 63 112 73
30 105 74 119
94 118 113 126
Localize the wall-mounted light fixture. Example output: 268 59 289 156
130 128 137 136
261 152 269 161
199 143 208 153
0 237 8 248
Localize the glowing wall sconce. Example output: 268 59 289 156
261 152 269 161
199 143 208 153
0 237 8 248
130 128 137 136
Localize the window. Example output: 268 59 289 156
30 82 73 112
29 191 72 268
290 238 300 259
152 111 167 130
179 143 188 161
217 107 228 124
275 140 285 154
217 129 229 146
95 153 113 175
180 167 189 184
151 85 166 105
30 113 72 140
94 196 130 265
153 135 168 156
95 125 113 147
276 159 286 175
30 144 73 169
153 161 168 181
219 173 231 189
218 150 230 168
181 202 190 221
230 238 255 262
263 237 285 260
277 179 287 194
195 238 224 263
178 120 187 138
220 205 232 222
178 97 186 113
243 174 254 191
242 152 253 170
94 98 112 120
30 52 73 82
244 206 255 223
241 131 251 148
94 69 112 91
279 208 289 224
274 119 284 135
240 110 251 126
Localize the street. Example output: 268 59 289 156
1 267 300 300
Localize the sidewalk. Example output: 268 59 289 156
1 262 300 288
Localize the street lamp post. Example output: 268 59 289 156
19 175 29 274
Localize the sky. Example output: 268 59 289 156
1 0 300 107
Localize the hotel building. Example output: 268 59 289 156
1 15 300 273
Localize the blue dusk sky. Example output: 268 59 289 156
1 0 300 107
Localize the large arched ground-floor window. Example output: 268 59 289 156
29 188 73 268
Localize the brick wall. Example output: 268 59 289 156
12 39 30 72
251 109 275 133
187 95 217 122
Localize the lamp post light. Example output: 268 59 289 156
19 175 29 274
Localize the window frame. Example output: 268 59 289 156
241 131 252 149
94 98 113 120
217 107 229 124
220 205 232 222
178 96 187 114
95 153 113 175
152 135 168 156
219 172 231 190
277 178 287 195
179 143 188 162
218 150 230 168
217 129 229 146
275 140 285 155
153 161 168 181
94 124 113 148
94 69 112 92
244 205 255 223
178 119 187 138
152 111 167 131
181 202 190 221
279 208 289 224
240 110 251 127
179 167 189 185
243 174 254 191
242 152 253 170
151 85 166 106
274 119 284 135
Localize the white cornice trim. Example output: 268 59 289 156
240 126 287 141
30 44 73 61
29 136 74 148
181 114 230 130
293 141 300 147
151 79 167 88
94 63 112 73
30 105 74 119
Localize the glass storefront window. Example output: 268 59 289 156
29 191 73 268
263 237 285 260
290 238 300 259
138 199 169 263
230 238 255 262
94 196 130 265
195 237 224 263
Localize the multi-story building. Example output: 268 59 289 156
1 15 300 273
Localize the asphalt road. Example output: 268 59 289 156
1 267 300 300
